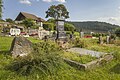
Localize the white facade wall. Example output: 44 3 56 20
10 28 21 36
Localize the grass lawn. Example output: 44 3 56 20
27 37 43 43
0 36 42 51
0 36 120 80
0 36 14 51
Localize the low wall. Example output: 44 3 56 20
64 54 113 70
64 58 87 70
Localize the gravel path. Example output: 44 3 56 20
67 48 108 58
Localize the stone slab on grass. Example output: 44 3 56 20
67 48 108 58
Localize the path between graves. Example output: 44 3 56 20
67 47 108 58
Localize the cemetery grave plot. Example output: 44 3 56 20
0 36 120 80
62 51 97 64
63 38 116 70
64 48 113 70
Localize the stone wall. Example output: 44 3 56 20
64 54 113 70
64 58 87 70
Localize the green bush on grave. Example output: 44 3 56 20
7 41 63 76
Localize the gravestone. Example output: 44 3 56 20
56 20 66 40
106 36 110 44
99 36 103 44
80 32 84 38
56 10 66 41
10 36 33 57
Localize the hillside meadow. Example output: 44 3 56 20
0 36 120 80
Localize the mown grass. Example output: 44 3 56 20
0 37 120 80
0 36 14 51
27 37 43 43
79 38 120 53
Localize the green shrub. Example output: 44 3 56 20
6 18 14 23
8 41 63 76
22 19 36 29
73 38 88 48
66 31 72 35
115 28 120 37
64 23 76 32
92 33 100 37
74 32 80 37
43 22 55 31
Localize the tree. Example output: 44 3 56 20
47 18 55 23
115 28 120 37
46 19 76 31
64 23 76 32
0 0 3 19
22 19 37 29
43 18 56 31
6 18 14 23
43 22 55 31
45 4 69 19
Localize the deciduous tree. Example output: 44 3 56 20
46 4 69 19
22 19 36 29
0 0 3 19
64 23 76 32
6 18 14 23
115 28 120 37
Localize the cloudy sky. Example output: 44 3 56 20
3 0 120 25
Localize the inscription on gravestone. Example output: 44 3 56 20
56 19 66 40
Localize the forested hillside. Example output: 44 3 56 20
68 21 120 33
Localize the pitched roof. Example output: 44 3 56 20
16 12 45 22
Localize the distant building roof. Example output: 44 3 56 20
15 12 45 22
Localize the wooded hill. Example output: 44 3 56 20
68 21 120 33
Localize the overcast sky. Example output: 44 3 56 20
3 0 120 25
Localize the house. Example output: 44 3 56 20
15 12 45 23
